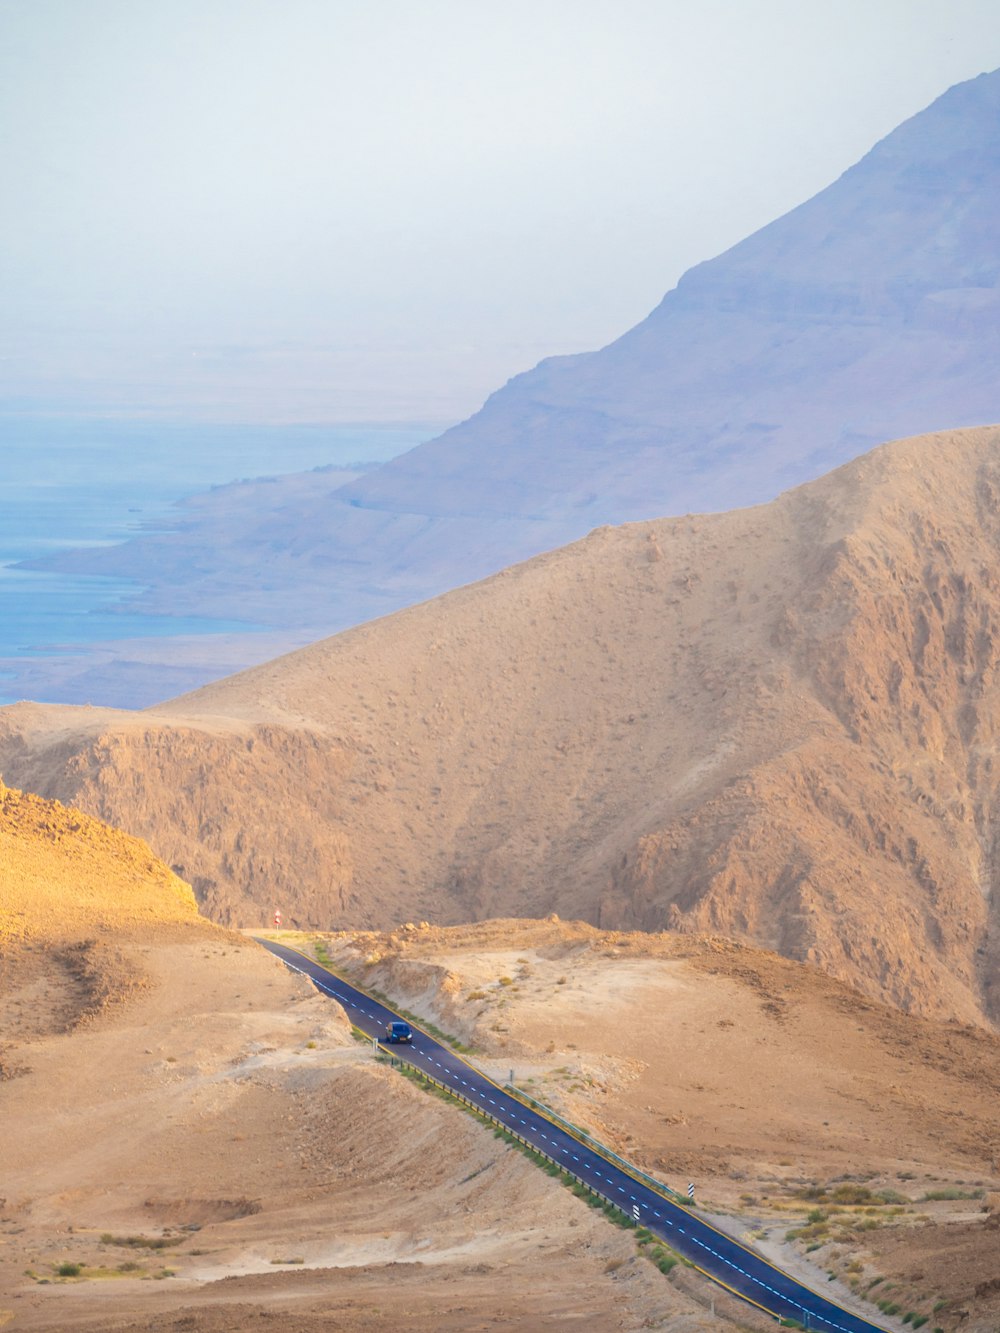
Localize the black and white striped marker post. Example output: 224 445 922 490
687 1182 695 1201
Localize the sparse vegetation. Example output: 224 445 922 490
99 1233 183 1250
796 1182 885 1207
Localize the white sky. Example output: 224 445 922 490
2 0 1000 424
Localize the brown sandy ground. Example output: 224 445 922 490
307 917 1000 1333
0 788 744 1332
0 935 741 1333
3 785 996 1330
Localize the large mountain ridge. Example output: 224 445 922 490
3 425 1000 1028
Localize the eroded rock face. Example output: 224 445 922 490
604 439 1000 1023
3 425 1000 1025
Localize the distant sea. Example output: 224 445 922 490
0 417 441 689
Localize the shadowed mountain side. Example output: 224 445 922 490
20 69 1000 713
3 425 1000 1027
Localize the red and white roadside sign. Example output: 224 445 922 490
274 910 282 928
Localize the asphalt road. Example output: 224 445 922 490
257 936 888 1333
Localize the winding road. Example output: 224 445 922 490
257 936 887 1333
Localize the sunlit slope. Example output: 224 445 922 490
3 424 1000 1026
0 780 201 949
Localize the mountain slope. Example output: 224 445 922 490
0 779 201 948
2 425 1000 1026
20 68 1000 710
0 780 210 1063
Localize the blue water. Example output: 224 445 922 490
0 416 441 665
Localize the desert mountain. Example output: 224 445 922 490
3 425 1000 1029
21 68 1000 707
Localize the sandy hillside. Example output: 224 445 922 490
1 779 202 947
313 916 1000 1332
3 426 1000 1026
0 780 209 1062
0 791 723 1332
2 940 703 1333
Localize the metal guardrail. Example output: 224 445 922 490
372 1024 689 1210
501 1082 690 1207
374 1035 688 1209
377 1052 647 1226
377 1053 826 1329
278 949 877 1333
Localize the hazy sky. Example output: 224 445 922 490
3 0 1000 424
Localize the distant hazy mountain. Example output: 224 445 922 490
336 67 1000 530
19 67 1000 707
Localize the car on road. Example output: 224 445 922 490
384 1020 413 1044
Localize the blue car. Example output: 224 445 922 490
385 1020 413 1044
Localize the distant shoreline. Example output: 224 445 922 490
0 418 445 706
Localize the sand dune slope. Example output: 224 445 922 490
3 425 1000 1025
